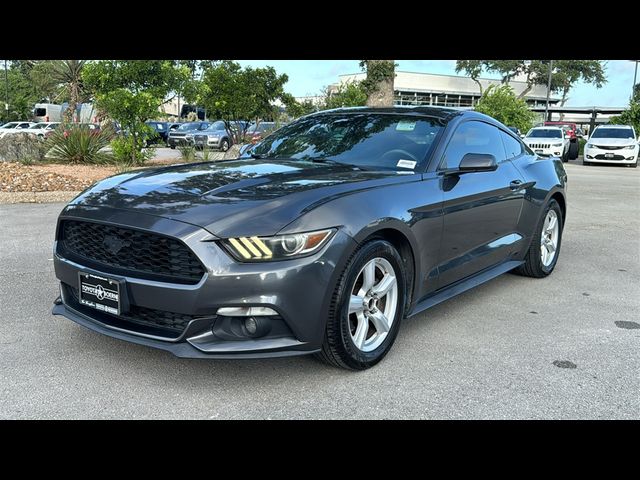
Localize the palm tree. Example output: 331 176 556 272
51 60 86 122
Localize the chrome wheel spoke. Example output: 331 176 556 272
362 260 376 291
540 209 559 267
369 310 390 334
349 295 364 314
352 314 369 349
372 273 396 297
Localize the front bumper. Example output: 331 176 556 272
52 205 356 358
194 137 223 148
526 145 565 157
584 146 638 164
167 136 192 147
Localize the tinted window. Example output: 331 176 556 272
177 123 198 131
527 129 563 138
249 113 445 170
0 122 19 129
500 130 524 159
441 121 506 169
591 128 635 139
206 121 226 131
34 108 46 116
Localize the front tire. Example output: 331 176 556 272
515 199 563 278
220 139 230 152
316 240 406 370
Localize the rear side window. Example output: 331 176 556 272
500 130 524 159
441 121 507 169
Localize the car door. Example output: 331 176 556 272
436 120 526 289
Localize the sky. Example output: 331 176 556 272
237 60 638 107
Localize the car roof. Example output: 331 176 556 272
311 105 463 121
530 126 563 130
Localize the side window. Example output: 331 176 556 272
500 130 525 159
440 121 507 169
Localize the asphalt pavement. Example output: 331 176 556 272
0 158 638 419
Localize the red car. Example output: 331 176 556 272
544 121 579 159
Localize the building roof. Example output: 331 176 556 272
334 71 561 102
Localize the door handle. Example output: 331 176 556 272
509 180 523 190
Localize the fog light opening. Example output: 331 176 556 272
586 155 593 159
245 317 258 335
626 156 635 160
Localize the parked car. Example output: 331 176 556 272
144 121 169 146
246 121 279 144
523 127 570 162
167 121 210 148
0 121 38 138
44 122 102 139
193 121 232 151
583 125 638 167
544 121 580 159
51 106 567 370
25 122 60 138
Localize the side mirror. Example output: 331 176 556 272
458 153 498 173
238 143 253 156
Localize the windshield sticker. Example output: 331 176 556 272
396 121 416 131
397 159 417 169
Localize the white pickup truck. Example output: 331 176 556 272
523 126 570 162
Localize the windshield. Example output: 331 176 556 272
1 122 19 129
29 123 46 129
205 121 226 131
527 129 562 139
248 113 444 169
591 128 635 139
177 123 198 131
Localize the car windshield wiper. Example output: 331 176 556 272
311 158 343 165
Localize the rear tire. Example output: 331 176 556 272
515 199 563 278
568 141 579 160
316 240 406 370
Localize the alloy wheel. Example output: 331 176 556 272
540 210 559 267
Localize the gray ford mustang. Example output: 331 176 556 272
52 107 567 370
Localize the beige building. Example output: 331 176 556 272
329 71 561 108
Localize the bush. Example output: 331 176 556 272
610 101 640 135
111 136 153 166
474 85 536 134
0 133 49 165
46 124 114 164
178 144 196 162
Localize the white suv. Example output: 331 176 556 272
584 125 638 167
523 127 570 162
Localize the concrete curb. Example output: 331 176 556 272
0 191 80 204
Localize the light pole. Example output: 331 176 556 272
4 60 8 120
632 60 639 102
544 60 553 122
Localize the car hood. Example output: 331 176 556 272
524 137 564 143
70 158 418 238
588 138 637 146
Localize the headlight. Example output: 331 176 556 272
552 143 563 147
185 134 193 139
208 135 219 140
586 143 593 149
627 144 638 149
221 229 335 262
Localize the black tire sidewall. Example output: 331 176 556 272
333 240 406 369
221 139 229 151
535 200 563 275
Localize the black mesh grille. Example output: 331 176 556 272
60 220 205 284
66 285 202 335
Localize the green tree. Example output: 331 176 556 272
456 60 606 102
200 61 289 140
610 101 640 135
323 82 367 109
83 60 190 164
50 60 87 121
474 85 536 133
281 93 317 119
1 63 41 122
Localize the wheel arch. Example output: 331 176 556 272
351 223 419 315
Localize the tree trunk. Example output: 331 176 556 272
364 60 395 107
559 88 569 120
132 130 137 164
474 79 483 96
517 85 533 99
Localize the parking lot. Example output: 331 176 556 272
0 158 638 419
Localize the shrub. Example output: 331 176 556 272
0 133 49 165
46 124 114 164
111 136 153 166
474 85 536 133
178 144 196 162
